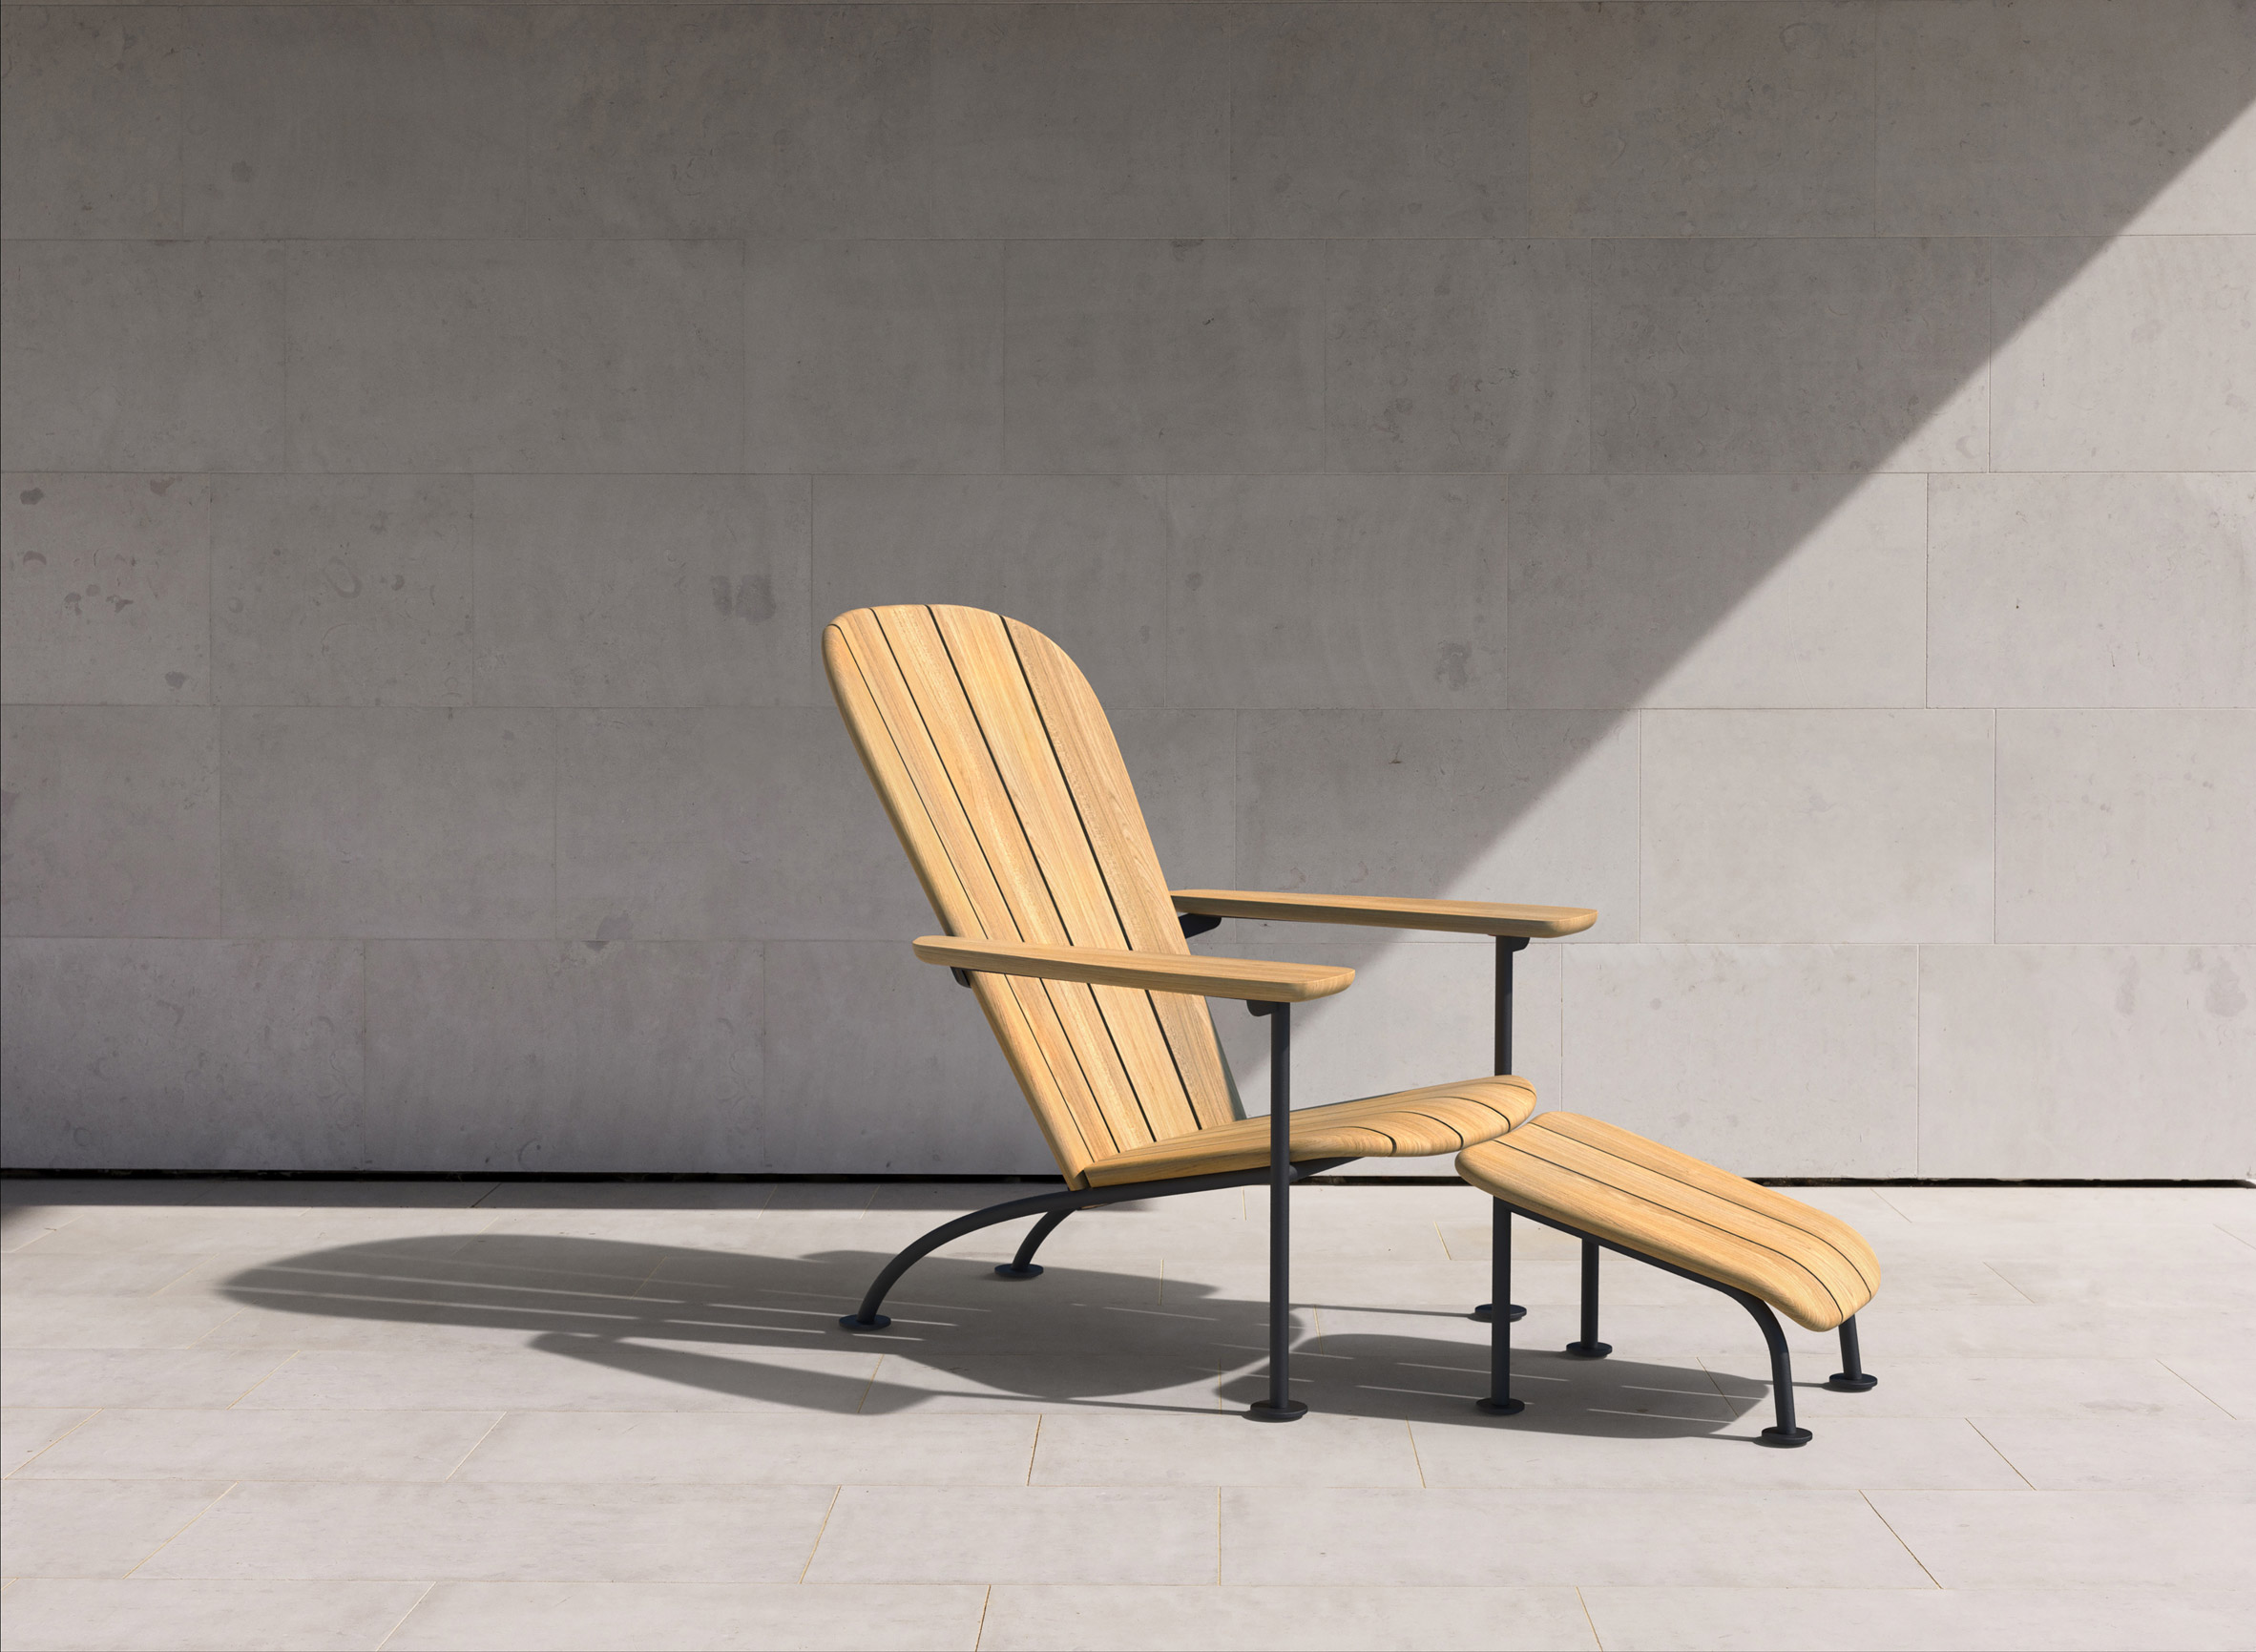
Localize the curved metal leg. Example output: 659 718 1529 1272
995 1208 1071 1279
838 1155 1360 1332
1731 1290 1811 1446
1476 1199 1524 1416
1828 1314 1878 1391
1565 1237 1612 1358
841 1186 1086 1329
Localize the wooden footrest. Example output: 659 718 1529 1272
1456 1114 1881 1332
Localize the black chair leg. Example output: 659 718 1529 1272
1246 1001 1306 1422
994 1208 1070 1279
1828 1313 1878 1391
1738 1294 1812 1447
1476 1200 1525 1415
1565 1236 1612 1357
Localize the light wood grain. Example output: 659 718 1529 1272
1010 618 1241 1133
826 610 1114 1180
1172 889 1599 939
912 936 1354 1004
1086 1077 1536 1186
825 602 1534 1190
1456 1114 1881 1332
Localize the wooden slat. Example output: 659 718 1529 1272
1007 617 1239 1133
870 607 1154 1160
1172 889 1598 939
913 936 1354 1004
825 615 1110 1180
1534 1113 1881 1299
1456 1115 1881 1331
932 608 1199 1144
1083 1077 1535 1185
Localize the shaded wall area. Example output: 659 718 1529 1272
1 1 2250 1177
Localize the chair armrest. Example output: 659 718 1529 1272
912 936 1353 1003
1170 889 1598 939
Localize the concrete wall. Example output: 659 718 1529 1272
2 1 2250 1178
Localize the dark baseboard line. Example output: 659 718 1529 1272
1 1167 2248 1190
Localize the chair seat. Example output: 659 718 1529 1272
1456 1114 1881 1331
1082 1076 1536 1187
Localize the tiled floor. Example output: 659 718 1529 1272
2 1177 2251 1650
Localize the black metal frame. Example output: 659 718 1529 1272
1474 1198 1877 1446
841 920 1555 1422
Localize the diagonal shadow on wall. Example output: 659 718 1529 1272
1179 68 2255 1116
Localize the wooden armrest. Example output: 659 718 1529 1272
1170 889 1598 939
912 936 1353 1003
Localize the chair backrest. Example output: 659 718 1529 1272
825 604 1239 1186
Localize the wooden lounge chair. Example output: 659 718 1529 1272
1456 1116 1882 1445
824 603 1594 1419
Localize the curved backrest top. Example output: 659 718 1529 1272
824 605 1237 1185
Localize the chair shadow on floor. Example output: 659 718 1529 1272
220 1232 1783 1441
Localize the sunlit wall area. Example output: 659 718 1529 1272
2 2 2250 1178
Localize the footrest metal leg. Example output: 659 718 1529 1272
1476 1200 1525 1416
1743 1295 1811 1447
1565 1237 1612 1358
1828 1313 1878 1391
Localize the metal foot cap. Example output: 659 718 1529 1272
992 1264 1044 1280
1827 1372 1878 1391
1564 1341 1613 1359
838 1313 891 1330
1471 1303 1527 1323
1245 1400 1308 1422
1474 1396 1526 1415
1758 1426 1813 1448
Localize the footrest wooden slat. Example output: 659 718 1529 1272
1456 1114 1881 1332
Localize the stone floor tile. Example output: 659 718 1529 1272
2 1408 96 1474
8 1209 345 1256
1873 1187 2256 1225
455 1412 1037 1485
980 1583 1598 1650
0 1297 243 1350
1227 1342 1746 1430
476 1207 776 1248
1970 1415 2256 1491
804 1485 1218 1583
1412 1415 2021 1490
1983 1257 2256 1312
137 1481 840 1581
1030 1412 1422 1486
1 1254 203 1297
2160 1357 2256 1419
1 1208 82 1255
1579 1584 2256 1651
1867 1490 2256 1587
386 1581 986 1650
0 1479 232 1577
1703 1356 2228 1421
234 1346 886 1415
1776 1302 2256 1366
0 1579 432 1652
190 1306 620 1355
862 1353 1226 1416
1856 1218 2254 1269
17 1407 504 1483
1222 1488 1931 1587
0 1349 291 1410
